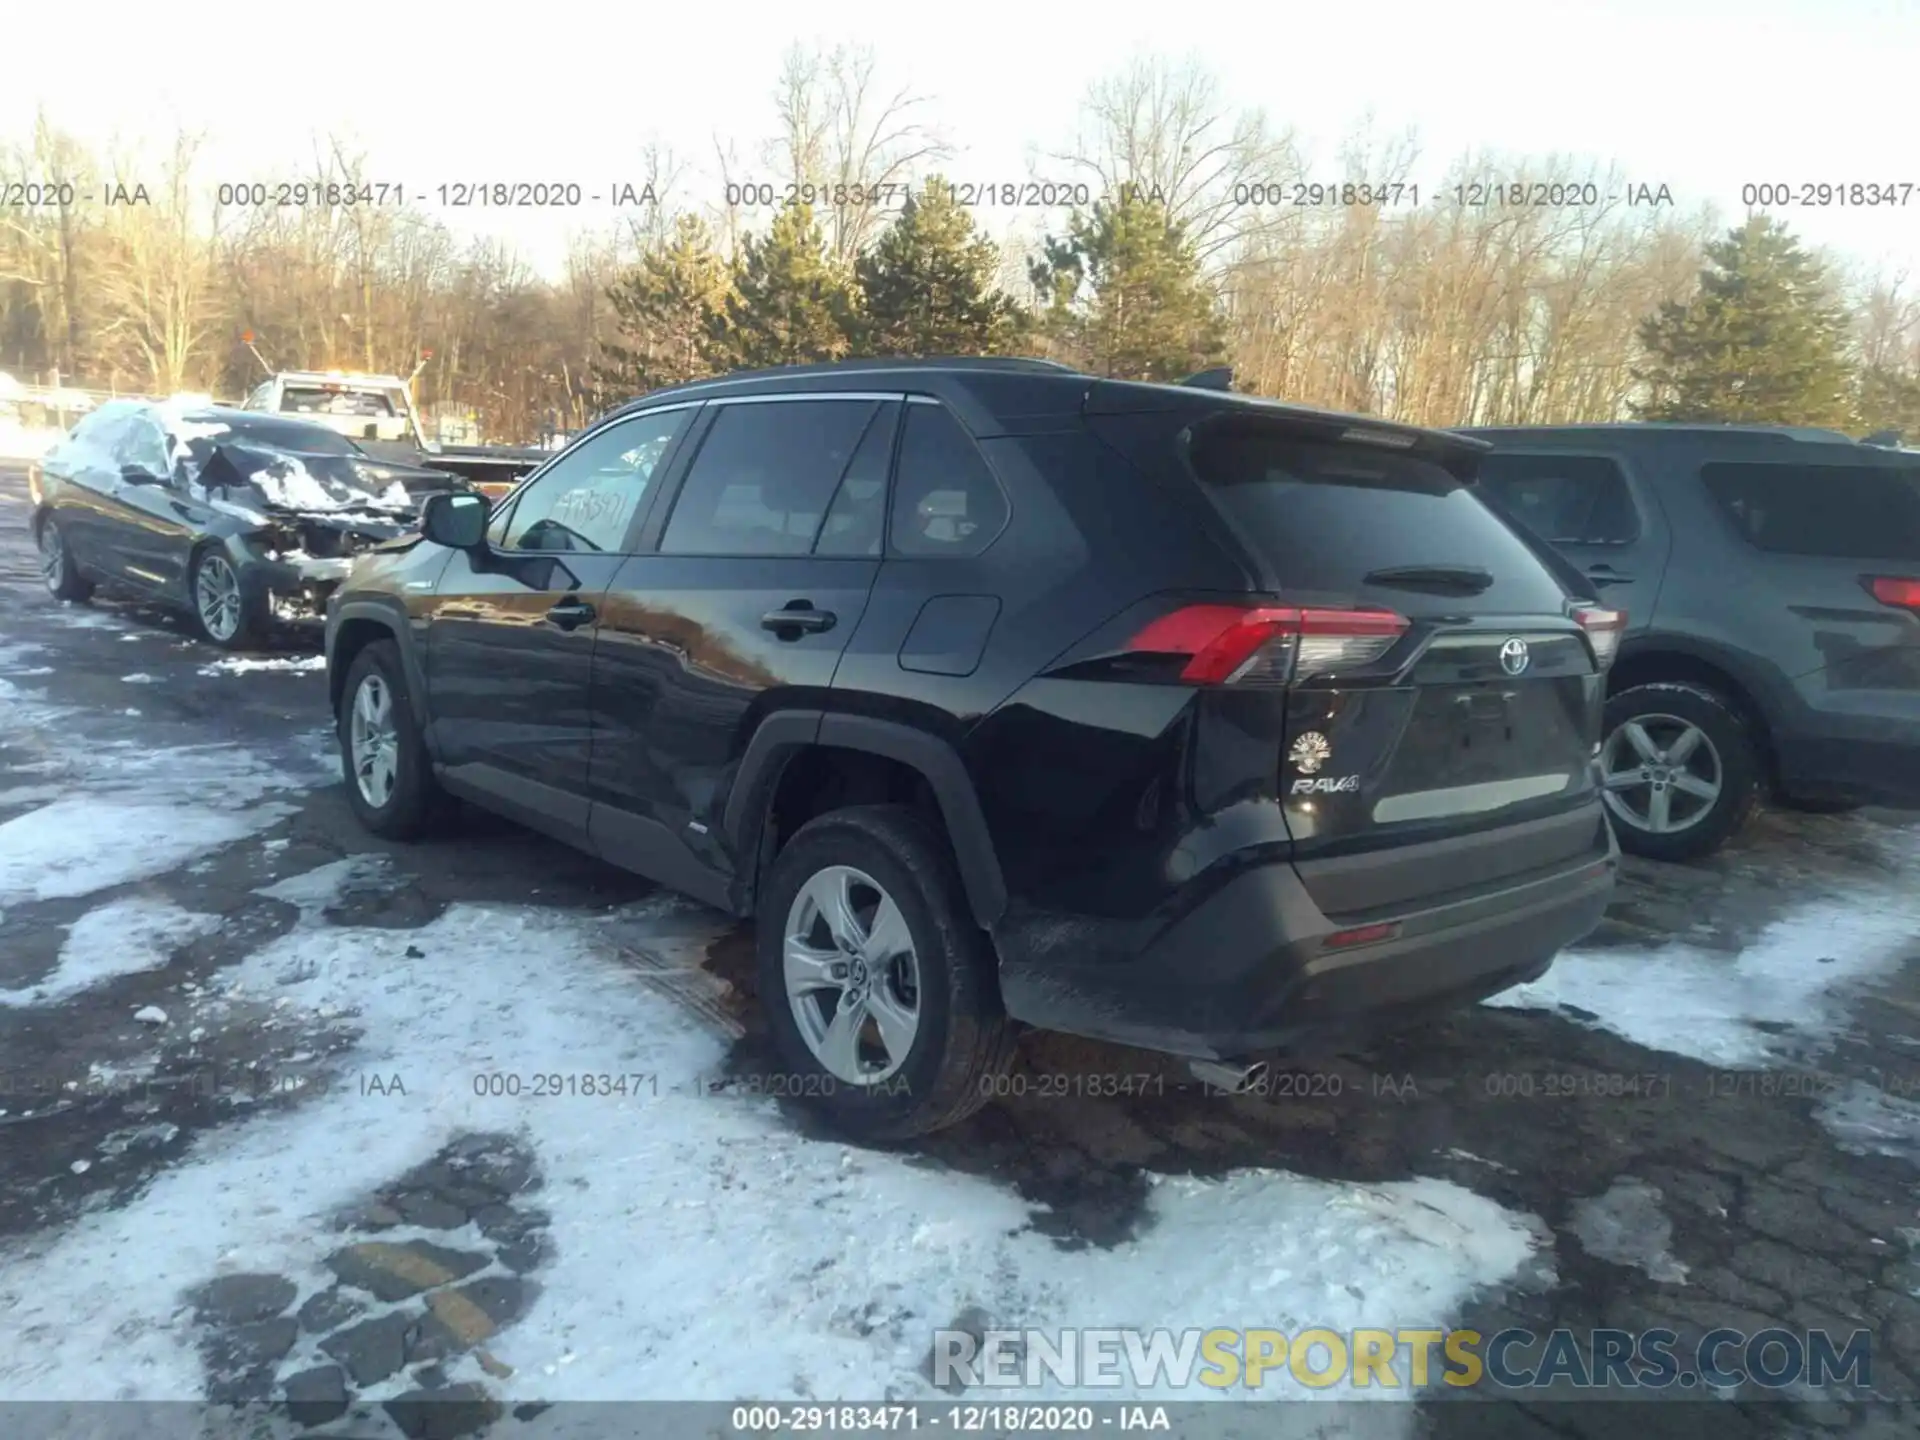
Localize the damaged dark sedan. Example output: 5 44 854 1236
28 400 465 648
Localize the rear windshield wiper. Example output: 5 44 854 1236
1363 564 1495 595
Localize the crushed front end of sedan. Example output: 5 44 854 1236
182 424 450 623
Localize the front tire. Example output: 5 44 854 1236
337 640 440 839
191 547 267 650
757 805 1017 1140
1599 683 1759 862
38 515 93 602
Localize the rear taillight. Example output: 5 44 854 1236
1573 604 1626 669
1865 576 1920 612
1126 604 1409 686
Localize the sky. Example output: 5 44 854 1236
5 0 1918 281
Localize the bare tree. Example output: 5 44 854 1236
767 43 951 260
1051 54 1306 268
93 134 215 392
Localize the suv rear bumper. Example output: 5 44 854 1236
994 807 1616 1060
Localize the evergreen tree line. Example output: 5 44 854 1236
4 54 1918 443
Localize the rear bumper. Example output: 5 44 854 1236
994 806 1616 1060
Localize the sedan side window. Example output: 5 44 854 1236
115 414 173 481
500 409 693 554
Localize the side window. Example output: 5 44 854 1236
115 414 173 479
660 399 879 557
813 403 901 557
72 404 138 466
1474 453 1637 545
1701 461 1920 562
889 403 1008 557
243 384 272 412
500 409 692 553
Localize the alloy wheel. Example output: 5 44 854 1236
38 524 64 593
349 673 400 809
782 865 921 1085
194 554 244 641
1600 713 1724 836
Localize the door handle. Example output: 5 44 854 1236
545 599 596 630
1585 564 1633 587
761 602 836 636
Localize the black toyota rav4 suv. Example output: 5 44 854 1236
1468 425 1920 861
326 358 1620 1136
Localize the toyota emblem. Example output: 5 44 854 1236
1499 638 1531 676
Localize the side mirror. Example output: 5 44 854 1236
421 490 488 550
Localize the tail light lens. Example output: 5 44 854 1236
1126 604 1409 686
1573 604 1626 669
1865 576 1920 612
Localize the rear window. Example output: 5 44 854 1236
281 385 400 418
1187 426 1571 611
1700 461 1920 561
219 414 360 455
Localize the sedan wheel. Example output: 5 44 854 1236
39 523 65 592
348 673 400 810
194 552 246 643
782 864 922 1085
1600 712 1724 837
37 519 91 601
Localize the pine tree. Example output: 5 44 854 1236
1027 189 1226 382
595 215 733 401
1633 217 1856 428
707 202 855 369
852 179 1029 357
1857 363 1920 443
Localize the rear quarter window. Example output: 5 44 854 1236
1187 425 1572 611
1700 461 1920 562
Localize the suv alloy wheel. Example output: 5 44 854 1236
757 805 1017 1139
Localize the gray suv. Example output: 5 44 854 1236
1466 424 1920 860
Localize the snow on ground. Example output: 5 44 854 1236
197 655 327 676
1486 840 1920 1067
0 895 220 1007
0 422 65 460
1566 1179 1688 1285
0 863 1547 1417
1815 1082 1920 1164
0 659 323 908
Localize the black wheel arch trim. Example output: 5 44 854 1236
327 598 430 744
1612 631 1790 732
724 710 1009 930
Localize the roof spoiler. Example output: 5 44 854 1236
1181 366 1233 391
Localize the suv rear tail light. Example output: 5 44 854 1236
1573 604 1626 669
1127 604 1409 686
1865 576 1920 612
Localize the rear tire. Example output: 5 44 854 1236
191 547 267 650
1600 683 1758 862
37 515 93 602
337 640 440 839
756 804 1017 1140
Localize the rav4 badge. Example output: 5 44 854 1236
1291 775 1361 795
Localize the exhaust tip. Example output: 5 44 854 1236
1189 1058 1270 1094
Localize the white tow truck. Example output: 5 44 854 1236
240 371 548 499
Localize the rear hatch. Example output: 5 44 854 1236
1096 402 1619 911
